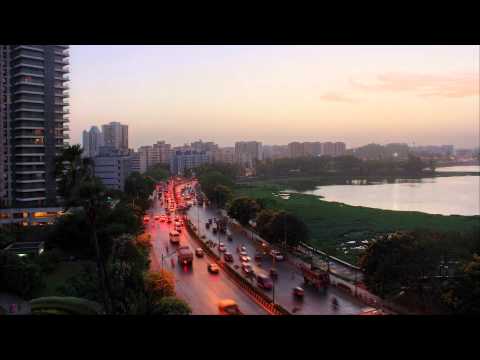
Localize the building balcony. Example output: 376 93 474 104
14 80 44 86
15 179 45 184
13 72 44 78
55 58 69 65
16 188 47 193
13 54 44 61
13 62 44 70
16 196 47 202
54 66 69 73
15 144 45 148
14 135 45 139
54 75 69 82
15 153 45 157
14 46 44 52
54 83 69 90
14 108 44 113
14 126 45 130
15 170 45 175
15 117 45 122
14 99 44 105
62 125 69 131
54 101 69 106
14 90 44 95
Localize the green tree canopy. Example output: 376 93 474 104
227 197 260 226
256 210 309 247
0 250 44 299
152 296 192 315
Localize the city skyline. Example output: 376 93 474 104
70 45 479 149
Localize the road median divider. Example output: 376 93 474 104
185 218 290 316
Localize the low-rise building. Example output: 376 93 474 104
93 146 131 191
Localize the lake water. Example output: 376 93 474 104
296 166 480 216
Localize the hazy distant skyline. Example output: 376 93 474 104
70 45 479 149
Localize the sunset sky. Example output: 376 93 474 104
70 45 479 149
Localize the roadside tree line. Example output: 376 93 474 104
195 163 309 248
359 228 480 314
255 154 435 178
0 145 190 315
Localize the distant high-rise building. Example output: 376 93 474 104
288 142 304 158
151 141 171 165
0 45 70 209
170 150 209 176
137 145 153 173
235 141 262 167
102 121 128 151
321 142 335 156
82 126 103 158
334 142 346 156
303 142 315 156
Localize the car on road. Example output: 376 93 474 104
256 274 273 290
293 287 305 298
270 250 285 261
241 263 253 275
239 255 250 263
254 253 263 261
195 248 204 257
166 217 172 223
240 246 247 252
239 250 248 257
208 263 220 274
154 215 160 221
219 245 226 252
224 252 233 262
169 230 180 244
143 215 150 224
218 299 242 315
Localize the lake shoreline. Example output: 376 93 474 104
233 180 480 264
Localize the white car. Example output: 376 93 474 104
270 250 284 261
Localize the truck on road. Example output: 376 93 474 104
177 246 194 266
300 262 330 292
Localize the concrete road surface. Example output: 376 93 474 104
147 194 267 315
185 186 366 315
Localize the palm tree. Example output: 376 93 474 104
55 145 113 314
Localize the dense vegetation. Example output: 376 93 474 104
359 229 480 314
255 154 435 178
232 182 480 263
1 145 190 315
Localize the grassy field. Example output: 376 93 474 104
35 260 94 298
234 182 480 264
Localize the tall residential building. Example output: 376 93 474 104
288 142 304 158
138 145 153 172
82 125 103 158
334 142 346 156
151 141 171 165
170 150 209 176
93 146 131 191
0 45 70 210
102 121 128 151
321 142 336 156
235 141 262 167
212 146 235 164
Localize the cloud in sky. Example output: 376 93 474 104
320 92 358 103
350 72 479 98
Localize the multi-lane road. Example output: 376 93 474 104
146 184 267 315
186 200 366 315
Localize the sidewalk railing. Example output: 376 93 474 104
185 218 289 316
